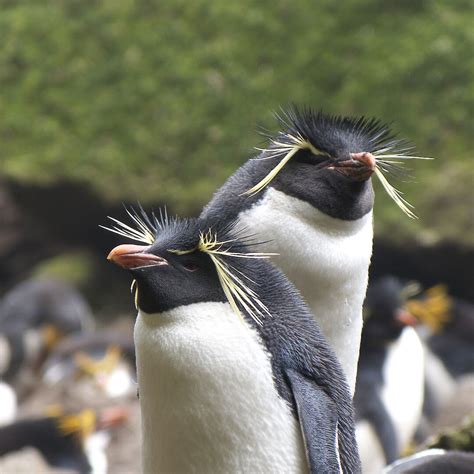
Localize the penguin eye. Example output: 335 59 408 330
182 261 199 272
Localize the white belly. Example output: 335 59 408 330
357 328 425 473
356 421 386 474
135 302 307 474
381 327 425 451
237 188 373 394
0 381 17 426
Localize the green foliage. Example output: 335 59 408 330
0 0 472 242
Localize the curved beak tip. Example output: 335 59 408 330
351 152 376 170
107 244 168 269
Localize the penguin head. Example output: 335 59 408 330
106 209 271 323
363 276 418 343
246 106 429 218
405 284 453 333
42 406 127 471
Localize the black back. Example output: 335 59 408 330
0 417 91 473
428 299 474 377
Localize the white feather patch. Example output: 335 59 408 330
134 302 307 473
380 326 425 451
236 188 373 394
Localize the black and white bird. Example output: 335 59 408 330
42 331 135 399
354 276 425 473
200 107 428 392
0 407 127 474
106 211 361 473
406 285 474 378
0 278 94 392
0 277 94 336
0 380 16 426
405 286 473 442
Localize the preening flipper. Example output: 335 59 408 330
286 368 341 474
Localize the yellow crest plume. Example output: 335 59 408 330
372 152 432 219
56 409 97 442
405 284 452 332
243 132 330 196
241 107 433 219
171 229 277 325
74 346 121 376
100 206 163 244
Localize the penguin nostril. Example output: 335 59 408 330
330 152 375 181
350 152 376 169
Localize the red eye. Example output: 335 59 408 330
183 263 199 272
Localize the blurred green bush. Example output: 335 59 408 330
0 0 472 243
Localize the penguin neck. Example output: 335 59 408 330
359 324 404 354
235 188 373 394
134 302 306 474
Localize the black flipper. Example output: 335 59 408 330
286 368 342 474
358 390 399 463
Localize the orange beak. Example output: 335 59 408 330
107 244 167 269
331 152 376 181
395 309 418 327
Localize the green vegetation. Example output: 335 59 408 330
1 0 472 243
31 251 96 287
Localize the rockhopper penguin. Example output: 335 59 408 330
354 276 424 473
0 407 127 474
0 277 94 336
106 209 362 473
406 285 474 378
200 107 428 393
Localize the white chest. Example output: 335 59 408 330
134 302 307 474
0 381 17 426
381 327 425 450
237 188 373 393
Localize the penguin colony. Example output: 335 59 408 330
2 107 472 473
104 106 443 473
0 278 133 473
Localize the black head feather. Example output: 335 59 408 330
274 106 411 159
104 208 274 322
